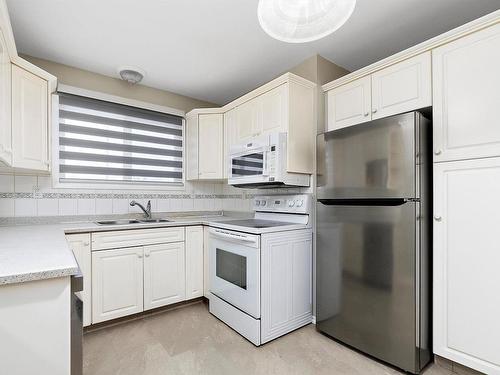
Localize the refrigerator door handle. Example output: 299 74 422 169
317 198 415 206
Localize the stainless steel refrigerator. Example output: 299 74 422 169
316 111 431 374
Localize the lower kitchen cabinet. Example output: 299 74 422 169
433 157 500 375
92 246 144 324
66 233 92 327
185 226 204 299
260 229 313 344
144 242 185 310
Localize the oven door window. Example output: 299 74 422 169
231 152 264 178
216 248 247 290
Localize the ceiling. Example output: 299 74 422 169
6 0 499 105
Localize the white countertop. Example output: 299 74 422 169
0 214 243 286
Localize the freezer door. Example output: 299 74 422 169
317 112 421 199
316 200 422 373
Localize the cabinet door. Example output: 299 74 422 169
236 99 261 141
198 113 223 179
92 247 143 323
261 230 312 344
144 242 185 310
434 158 500 374
261 84 288 135
326 76 371 131
185 113 199 180
66 233 92 327
433 24 500 162
371 52 431 120
11 65 49 171
223 108 238 179
185 226 204 300
0 30 12 165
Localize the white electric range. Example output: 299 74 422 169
208 194 313 346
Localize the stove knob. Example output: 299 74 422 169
288 200 295 207
296 200 303 207
255 200 261 206
261 200 266 206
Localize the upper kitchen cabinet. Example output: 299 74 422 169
324 52 431 132
11 65 49 171
433 23 500 163
371 52 431 120
234 83 288 143
187 73 316 179
0 6 56 171
0 29 11 165
223 108 238 179
186 109 225 180
326 76 371 131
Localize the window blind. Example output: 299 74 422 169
57 93 183 184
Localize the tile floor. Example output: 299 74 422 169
83 301 453 375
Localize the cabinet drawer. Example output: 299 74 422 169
92 227 185 251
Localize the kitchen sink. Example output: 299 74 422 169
139 218 170 223
95 218 170 225
96 219 141 225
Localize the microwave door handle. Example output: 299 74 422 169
262 149 269 176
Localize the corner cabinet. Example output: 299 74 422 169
326 52 431 132
432 23 500 162
433 157 500 375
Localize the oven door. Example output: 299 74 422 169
209 228 261 318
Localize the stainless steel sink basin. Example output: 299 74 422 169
96 219 141 225
95 218 170 225
139 218 170 223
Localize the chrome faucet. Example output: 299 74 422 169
130 200 152 219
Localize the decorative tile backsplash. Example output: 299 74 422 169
0 174 254 218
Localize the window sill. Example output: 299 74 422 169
51 179 186 192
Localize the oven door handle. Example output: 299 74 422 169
210 229 256 243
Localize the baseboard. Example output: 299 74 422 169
85 297 206 333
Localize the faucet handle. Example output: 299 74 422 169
130 200 136 206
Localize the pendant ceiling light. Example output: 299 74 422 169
258 0 356 43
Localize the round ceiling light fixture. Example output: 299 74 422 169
117 66 145 84
257 0 356 43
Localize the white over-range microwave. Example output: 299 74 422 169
228 132 310 188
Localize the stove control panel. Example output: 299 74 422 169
253 194 310 214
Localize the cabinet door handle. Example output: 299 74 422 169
434 215 442 222
364 112 369 117
372 109 378 114
434 149 442 156
137 254 143 259
83 242 90 246
145 253 150 257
